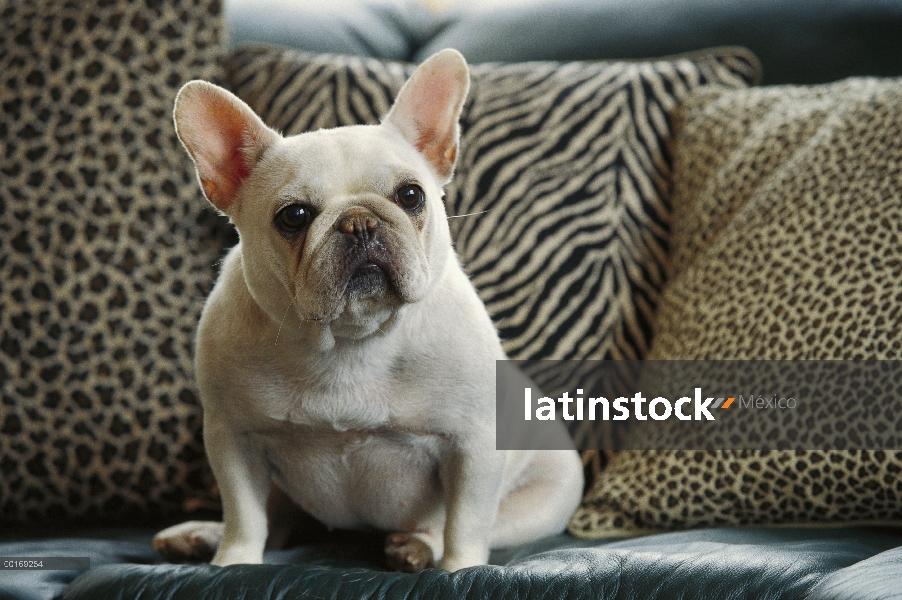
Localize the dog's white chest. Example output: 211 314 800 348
251 356 399 431
244 351 447 529
260 425 444 531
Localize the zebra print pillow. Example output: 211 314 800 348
224 48 759 361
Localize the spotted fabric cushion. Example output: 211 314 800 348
225 47 760 365
0 0 230 524
570 79 902 537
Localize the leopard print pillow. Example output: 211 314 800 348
0 0 230 524
570 79 902 537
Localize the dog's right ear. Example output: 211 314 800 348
173 81 279 214
383 49 469 184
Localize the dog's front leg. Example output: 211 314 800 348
439 441 506 571
205 419 271 566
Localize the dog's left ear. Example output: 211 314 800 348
384 49 470 184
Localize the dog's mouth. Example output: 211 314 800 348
313 228 421 313
345 261 392 297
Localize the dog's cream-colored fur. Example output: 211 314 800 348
153 49 583 572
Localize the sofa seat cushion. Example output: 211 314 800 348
15 526 892 600
807 544 902 600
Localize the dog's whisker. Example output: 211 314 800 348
447 210 490 219
274 290 300 346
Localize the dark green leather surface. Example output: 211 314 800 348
807 545 902 600
3 526 898 600
224 0 902 84
225 0 442 61
419 0 902 84
0 530 157 600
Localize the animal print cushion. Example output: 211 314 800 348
225 47 760 364
570 79 902 537
0 0 229 524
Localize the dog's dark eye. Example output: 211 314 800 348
275 204 312 233
394 184 425 212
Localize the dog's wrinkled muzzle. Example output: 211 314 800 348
335 208 401 298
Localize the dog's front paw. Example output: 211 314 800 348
439 547 489 572
152 520 224 563
384 533 435 573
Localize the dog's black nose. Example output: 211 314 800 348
337 209 380 244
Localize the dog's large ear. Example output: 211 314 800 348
384 49 470 184
173 81 279 214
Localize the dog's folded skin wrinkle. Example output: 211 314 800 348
153 49 584 572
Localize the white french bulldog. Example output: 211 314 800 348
152 49 584 572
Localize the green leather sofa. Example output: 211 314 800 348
3 1 902 599
3 523 902 599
